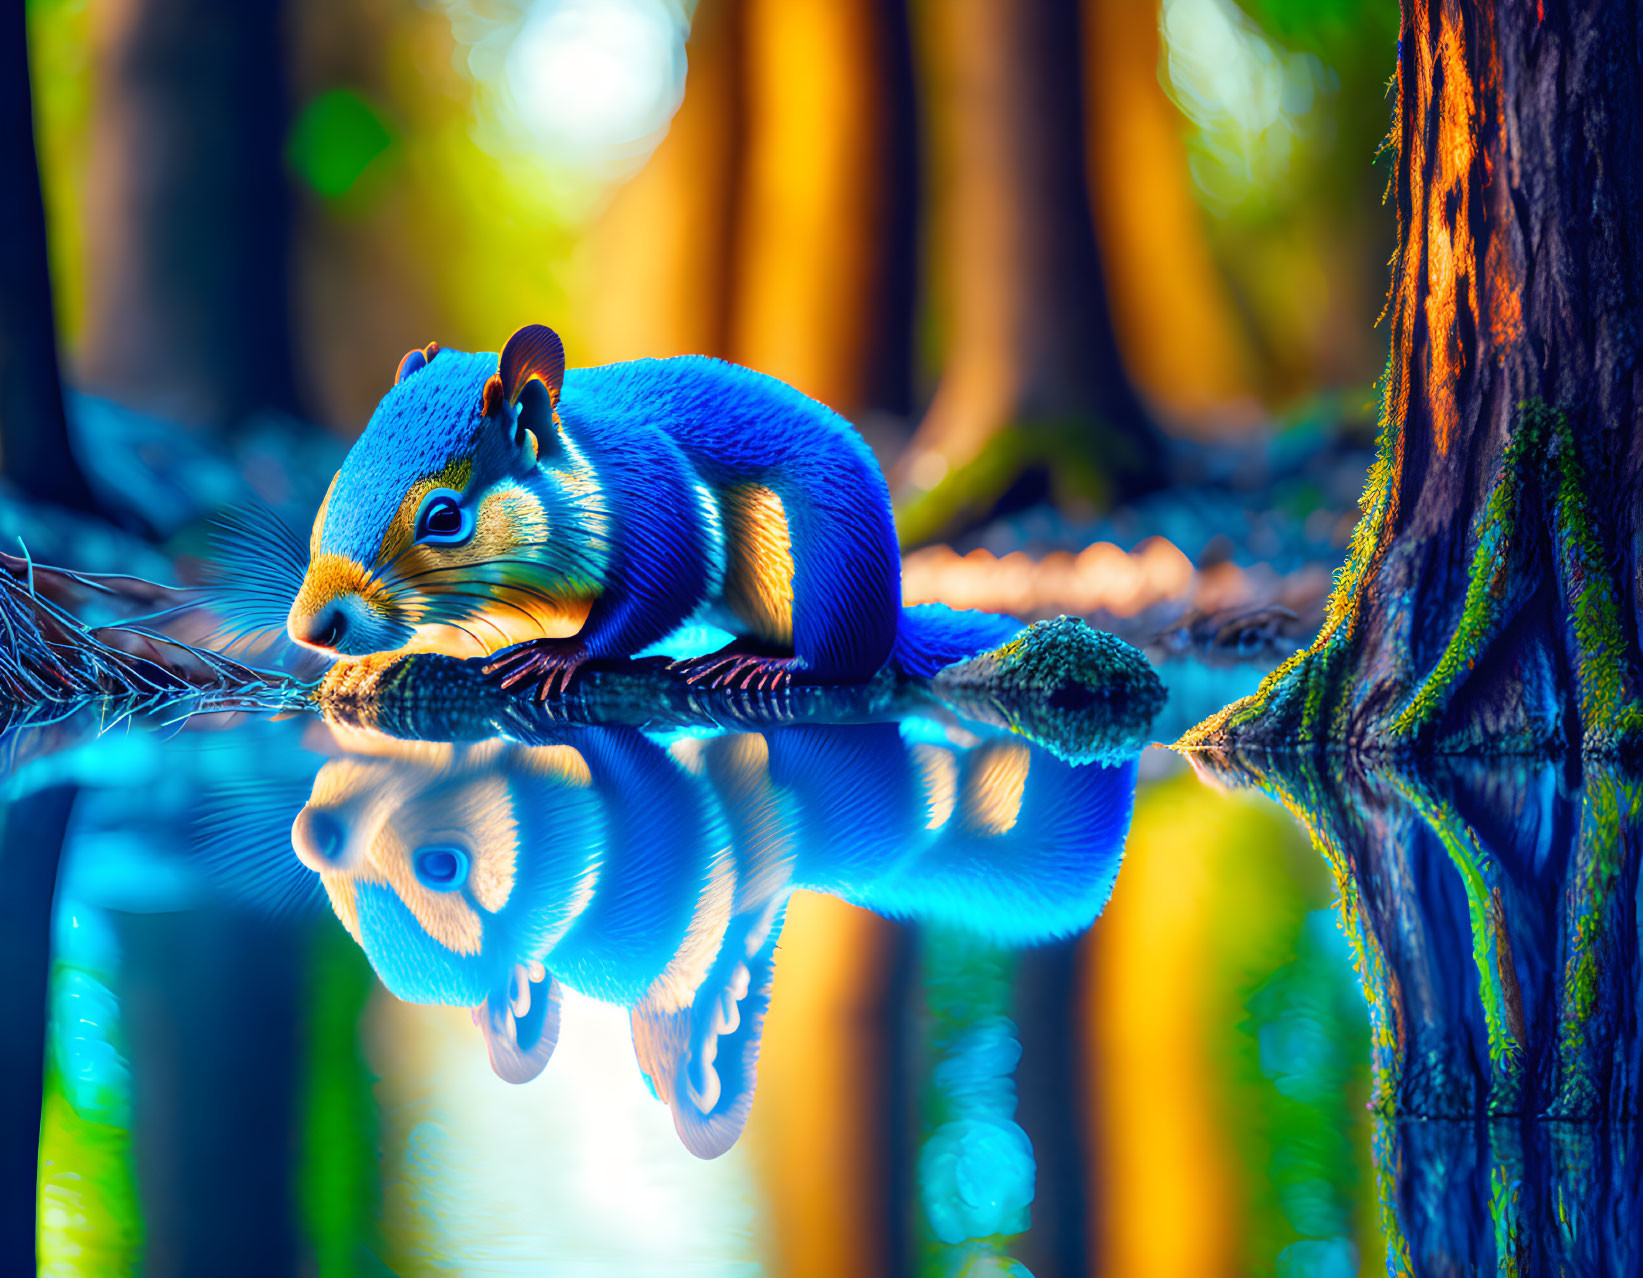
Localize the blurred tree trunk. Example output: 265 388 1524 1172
0 6 99 512
580 0 745 367
1081 0 1261 435
118 909 301 1278
1184 0 1643 755
729 0 918 422
747 896 905 1278
79 0 301 429
583 0 919 432
897 0 1165 545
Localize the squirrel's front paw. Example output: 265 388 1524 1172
483 639 589 700
320 651 409 700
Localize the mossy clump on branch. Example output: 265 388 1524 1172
934 615 1165 762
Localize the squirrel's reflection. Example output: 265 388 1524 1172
291 722 1136 1157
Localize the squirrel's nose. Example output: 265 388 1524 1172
293 599 349 651
292 808 351 872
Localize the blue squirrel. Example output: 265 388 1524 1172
285 720 1136 1157
284 325 1019 694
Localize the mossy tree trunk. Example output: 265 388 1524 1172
0 5 100 513
895 0 1164 546
1183 0 1643 756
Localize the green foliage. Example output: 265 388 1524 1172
287 90 396 203
298 923 384 1276
1242 0 1399 62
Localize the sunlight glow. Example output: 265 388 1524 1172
370 991 761 1274
1160 0 1332 211
505 0 690 172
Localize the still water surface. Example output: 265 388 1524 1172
7 697 1638 1275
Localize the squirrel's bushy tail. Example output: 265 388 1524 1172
891 602 1021 678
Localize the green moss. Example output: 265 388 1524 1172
1387 423 1531 741
1181 357 1403 750
1183 395 1643 755
1539 403 1643 752
1392 776 1524 1112
1550 765 1636 1117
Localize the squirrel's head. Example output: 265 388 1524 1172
287 325 609 658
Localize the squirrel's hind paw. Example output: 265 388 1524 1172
670 652 803 693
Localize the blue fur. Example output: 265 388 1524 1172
325 347 1021 677
319 719 1134 1009
543 727 729 1004
893 603 1023 678
355 882 494 1006
321 351 496 564
559 357 905 678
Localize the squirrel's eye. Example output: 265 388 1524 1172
413 845 470 892
425 501 462 535
416 491 470 543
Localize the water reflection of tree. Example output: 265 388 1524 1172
1194 749 1642 1272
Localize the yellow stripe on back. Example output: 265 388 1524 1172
721 484 796 647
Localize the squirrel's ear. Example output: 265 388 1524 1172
513 379 558 462
498 324 566 409
395 340 441 385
